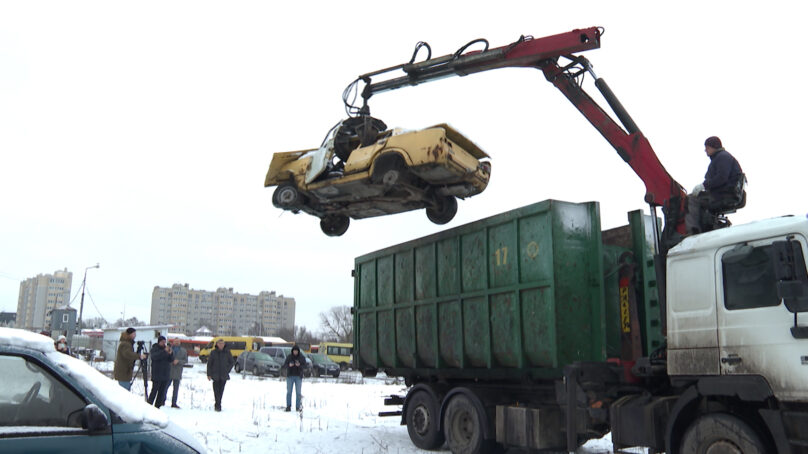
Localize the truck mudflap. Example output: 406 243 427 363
763 407 808 454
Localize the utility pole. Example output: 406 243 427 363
77 263 100 335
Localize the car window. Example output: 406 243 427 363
0 355 86 428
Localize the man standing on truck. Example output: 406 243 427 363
284 345 305 412
686 136 743 233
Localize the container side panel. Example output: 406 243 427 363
438 300 463 368
396 307 416 368
437 237 460 297
416 304 438 367
395 251 414 305
520 287 556 367
552 202 606 364
377 256 394 307
378 309 396 367
462 231 486 292
360 261 376 309
359 312 377 367
463 296 490 367
490 291 520 367
519 213 552 284
489 222 517 288
415 244 436 301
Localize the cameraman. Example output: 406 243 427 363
113 327 146 390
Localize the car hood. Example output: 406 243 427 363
163 420 208 454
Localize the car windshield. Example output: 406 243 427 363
253 353 273 361
311 353 335 364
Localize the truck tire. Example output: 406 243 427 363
443 394 486 454
680 413 766 454
406 390 444 450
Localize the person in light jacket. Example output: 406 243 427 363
206 339 235 412
167 338 188 408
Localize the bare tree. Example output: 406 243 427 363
319 306 353 343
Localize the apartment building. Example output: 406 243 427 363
150 283 296 336
17 269 73 331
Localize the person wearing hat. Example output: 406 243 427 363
283 345 305 412
686 136 743 233
147 335 174 408
55 335 71 356
113 327 147 390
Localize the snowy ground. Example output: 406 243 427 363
91 358 627 454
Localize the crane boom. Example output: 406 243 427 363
352 27 688 250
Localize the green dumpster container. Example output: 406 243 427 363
354 199 608 380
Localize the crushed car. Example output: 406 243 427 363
264 119 491 236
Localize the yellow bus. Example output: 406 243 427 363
320 342 352 370
198 336 264 363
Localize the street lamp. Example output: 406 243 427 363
77 263 100 335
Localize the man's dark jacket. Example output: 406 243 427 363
149 343 174 382
703 148 742 193
207 346 235 381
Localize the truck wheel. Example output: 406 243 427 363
406 391 444 450
199 356 207 363
680 413 766 454
444 394 487 454
426 195 457 225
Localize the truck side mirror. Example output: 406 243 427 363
772 240 808 313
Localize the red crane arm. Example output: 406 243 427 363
357 27 688 247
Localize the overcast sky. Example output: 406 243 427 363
1 1 805 333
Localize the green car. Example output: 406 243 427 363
0 328 205 454
309 353 341 378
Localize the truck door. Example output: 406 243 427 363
716 236 808 401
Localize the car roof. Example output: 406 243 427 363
0 327 57 353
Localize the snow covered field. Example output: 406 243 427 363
104 359 620 454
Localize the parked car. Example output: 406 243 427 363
234 351 281 377
0 327 205 454
264 122 491 236
259 346 312 377
308 353 341 378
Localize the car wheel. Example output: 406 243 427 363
273 182 303 209
253 366 261 377
372 154 410 186
681 413 766 454
334 371 340 378
234 363 241 373
313 368 320 378
199 356 207 363
426 195 457 225
406 390 444 450
320 214 350 236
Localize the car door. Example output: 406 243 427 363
0 354 113 454
716 236 808 401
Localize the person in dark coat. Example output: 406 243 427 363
284 345 305 412
113 327 146 390
686 136 744 233
206 339 235 412
147 335 174 408
168 338 188 408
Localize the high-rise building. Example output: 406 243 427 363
150 283 296 336
17 269 73 331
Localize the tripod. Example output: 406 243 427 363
130 344 149 400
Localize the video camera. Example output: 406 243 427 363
136 340 148 356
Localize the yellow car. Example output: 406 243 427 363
264 123 491 236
